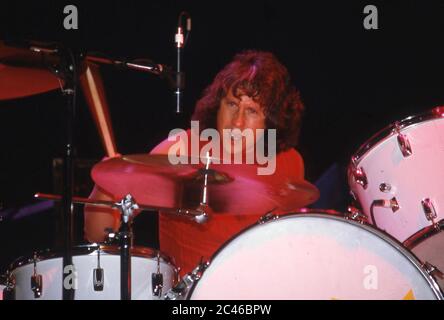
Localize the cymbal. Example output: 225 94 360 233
0 41 61 100
91 153 320 216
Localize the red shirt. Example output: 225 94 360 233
158 146 307 276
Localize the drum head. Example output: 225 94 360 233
190 214 442 300
406 223 444 292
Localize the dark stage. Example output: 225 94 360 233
1 1 444 300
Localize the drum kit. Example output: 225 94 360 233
1 38 444 300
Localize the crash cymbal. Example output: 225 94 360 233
0 41 61 100
91 152 320 216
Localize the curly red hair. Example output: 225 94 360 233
192 50 305 152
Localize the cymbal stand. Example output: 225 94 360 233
193 152 212 224
51 47 81 301
2 40 81 300
113 194 139 300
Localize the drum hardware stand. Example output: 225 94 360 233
2 271 16 300
169 206 211 223
38 44 82 301
151 253 164 298
104 228 118 245
93 247 104 292
421 198 439 230
350 157 368 190
33 192 139 299
31 252 43 298
163 258 209 300
258 210 279 224
422 262 444 281
191 152 213 224
34 192 211 224
5 41 81 300
85 53 166 76
347 191 367 224
394 122 412 157
112 194 139 300
345 206 368 224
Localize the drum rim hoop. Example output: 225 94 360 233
404 219 444 249
349 107 444 167
7 244 177 274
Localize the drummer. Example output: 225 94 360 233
84 50 317 275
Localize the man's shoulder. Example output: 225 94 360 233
278 147 303 162
276 147 305 178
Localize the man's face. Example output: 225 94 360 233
217 89 266 154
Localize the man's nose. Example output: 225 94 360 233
232 109 245 129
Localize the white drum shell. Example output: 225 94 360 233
348 113 444 242
9 245 177 300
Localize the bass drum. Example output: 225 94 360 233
6 244 178 300
347 107 444 242
175 212 442 300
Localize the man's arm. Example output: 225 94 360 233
83 132 189 242
83 185 121 243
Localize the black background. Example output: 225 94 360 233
1 0 444 271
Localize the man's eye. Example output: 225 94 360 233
247 108 258 114
228 102 237 107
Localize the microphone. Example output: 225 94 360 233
174 12 191 114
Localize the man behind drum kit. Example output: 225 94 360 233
84 50 318 276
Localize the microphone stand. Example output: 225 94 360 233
175 26 184 114
174 11 191 114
